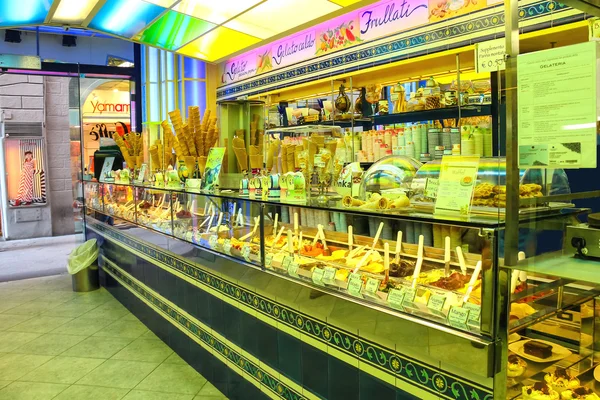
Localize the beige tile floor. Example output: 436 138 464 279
0 274 227 400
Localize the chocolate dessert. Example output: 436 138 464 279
389 259 416 277
525 382 552 395
508 354 520 364
430 272 471 290
524 340 553 359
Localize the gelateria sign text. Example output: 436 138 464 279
221 0 437 86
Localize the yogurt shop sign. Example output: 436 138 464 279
220 0 429 86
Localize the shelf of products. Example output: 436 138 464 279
373 105 492 126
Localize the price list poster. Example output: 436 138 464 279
517 41 599 169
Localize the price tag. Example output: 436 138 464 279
363 278 380 295
448 306 470 329
424 178 439 199
242 244 251 261
475 38 506 73
427 294 447 313
463 302 481 324
282 256 292 269
265 253 274 268
209 235 219 249
402 287 417 305
322 267 337 284
311 268 325 286
223 239 232 255
387 288 405 311
288 262 300 278
347 273 364 298
314 154 326 168
135 163 147 184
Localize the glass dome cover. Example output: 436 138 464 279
359 155 422 200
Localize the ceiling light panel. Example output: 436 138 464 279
52 0 100 24
141 0 177 6
174 0 264 24
178 26 260 62
136 11 215 50
327 0 362 5
0 0 55 27
88 0 166 38
224 0 340 40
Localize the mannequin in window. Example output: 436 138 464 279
10 151 35 206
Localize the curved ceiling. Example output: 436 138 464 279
1 0 376 63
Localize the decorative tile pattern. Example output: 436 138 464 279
216 0 573 100
89 220 493 400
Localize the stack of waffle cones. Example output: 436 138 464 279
232 133 247 172
114 132 142 169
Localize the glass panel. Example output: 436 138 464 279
136 11 215 51
0 0 53 26
88 0 166 38
182 56 206 79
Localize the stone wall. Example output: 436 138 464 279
44 76 75 237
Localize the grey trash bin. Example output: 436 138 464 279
72 263 100 292
68 239 100 292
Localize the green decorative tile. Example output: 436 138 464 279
93 320 149 339
163 352 187 365
5 301 67 316
0 381 68 400
135 364 207 395
82 304 130 320
12 333 86 356
7 316 73 334
50 317 115 336
41 300 100 318
77 359 159 389
0 331 41 352
53 384 128 400
123 390 194 400
62 336 133 359
111 339 173 363
196 382 225 397
0 353 53 380
0 314 33 332
18 356 104 384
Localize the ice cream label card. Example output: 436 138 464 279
434 156 479 216
202 147 226 191
99 157 115 183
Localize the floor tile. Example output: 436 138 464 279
123 390 194 400
0 290 48 303
196 382 226 397
0 381 68 399
50 317 114 336
119 313 140 322
0 315 33 332
18 356 104 384
62 336 133 359
53 385 128 400
93 320 149 339
0 331 41 352
164 352 187 365
12 333 86 356
41 300 100 318
0 353 53 380
82 304 130 320
135 363 207 395
111 339 173 363
0 380 10 390
3 301 67 316
34 291 80 304
0 301 23 314
77 359 159 389
7 316 73 334
140 330 160 340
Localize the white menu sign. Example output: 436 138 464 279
517 42 598 169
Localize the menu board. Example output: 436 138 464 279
434 156 479 216
518 42 598 169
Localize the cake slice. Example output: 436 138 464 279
524 340 553 359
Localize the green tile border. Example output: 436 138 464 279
88 219 493 400
102 258 305 400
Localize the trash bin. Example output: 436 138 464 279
68 239 100 292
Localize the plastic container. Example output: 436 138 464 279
67 239 100 292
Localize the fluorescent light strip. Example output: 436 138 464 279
52 0 100 23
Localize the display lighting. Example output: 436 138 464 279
327 0 363 5
88 0 165 38
223 0 341 39
136 10 215 50
178 26 260 62
0 0 53 26
173 0 264 24
52 0 100 24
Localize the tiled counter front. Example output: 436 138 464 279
86 218 494 400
